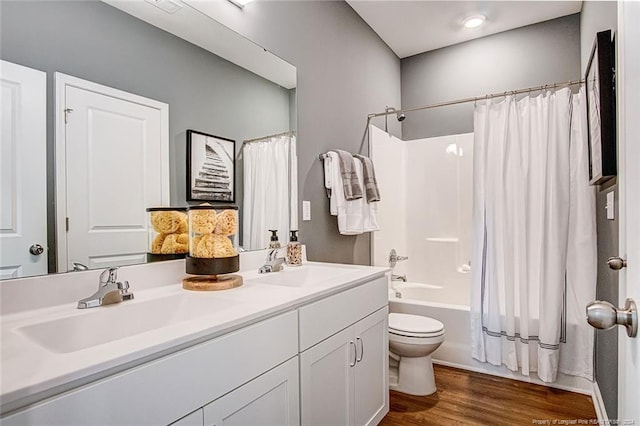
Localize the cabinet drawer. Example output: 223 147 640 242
3 311 298 426
298 276 387 351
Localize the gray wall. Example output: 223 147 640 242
400 14 581 140
184 1 402 264
0 0 292 266
580 1 618 419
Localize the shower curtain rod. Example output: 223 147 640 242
367 79 585 119
243 130 296 144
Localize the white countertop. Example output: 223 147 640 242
0 259 388 414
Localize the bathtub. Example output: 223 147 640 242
388 281 592 394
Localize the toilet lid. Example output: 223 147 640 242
389 313 444 336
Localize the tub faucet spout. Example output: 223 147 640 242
391 274 407 282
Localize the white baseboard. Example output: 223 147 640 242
591 381 608 423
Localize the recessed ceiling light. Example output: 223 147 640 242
463 15 486 29
228 0 254 8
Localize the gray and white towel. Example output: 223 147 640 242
330 149 363 201
353 154 380 203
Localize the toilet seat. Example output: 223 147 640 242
389 313 444 338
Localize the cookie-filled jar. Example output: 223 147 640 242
146 207 189 262
185 204 240 279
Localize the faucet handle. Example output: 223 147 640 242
99 267 119 287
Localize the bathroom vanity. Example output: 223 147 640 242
0 255 389 425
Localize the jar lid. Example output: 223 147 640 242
187 204 238 210
146 207 188 212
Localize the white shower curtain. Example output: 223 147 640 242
470 87 596 382
242 134 297 251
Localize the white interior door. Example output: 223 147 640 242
56 73 169 272
617 2 640 422
0 60 47 279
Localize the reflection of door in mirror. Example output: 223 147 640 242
0 61 47 279
55 74 169 272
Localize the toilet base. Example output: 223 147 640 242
388 354 436 396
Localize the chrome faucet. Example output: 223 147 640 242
391 274 407 282
77 267 134 309
259 248 286 273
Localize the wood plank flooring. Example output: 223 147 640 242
381 365 597 425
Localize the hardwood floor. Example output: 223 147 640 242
381 365 597 425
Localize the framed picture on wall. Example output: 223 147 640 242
187 130 235 202
585 29 616 186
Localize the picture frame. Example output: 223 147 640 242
585 29 616 186
186 130 236 202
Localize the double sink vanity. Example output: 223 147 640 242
0 251 390 425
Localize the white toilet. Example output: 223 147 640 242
388 313 445 396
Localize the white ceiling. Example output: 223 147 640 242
346 1 583 59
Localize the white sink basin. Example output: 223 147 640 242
18 293 240 354
247 264 355 287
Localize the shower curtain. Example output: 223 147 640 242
470 87 596 382
242 133 297 251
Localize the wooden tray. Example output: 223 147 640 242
182 274 243 291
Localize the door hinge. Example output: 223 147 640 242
64 108 73 124
66 217 69 232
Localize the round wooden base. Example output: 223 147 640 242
182 274 243 291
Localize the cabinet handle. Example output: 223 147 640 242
356 337 363 363
349 341 356 367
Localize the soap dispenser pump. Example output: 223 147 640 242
268 230 281 249
286 230 302 266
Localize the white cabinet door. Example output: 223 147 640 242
171 409 204 426
204 358 299 426
55 73 169 272
300 326 355 426
0 60 47 279
354 307 389 426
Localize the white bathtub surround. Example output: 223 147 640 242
370 125 473 293
470 87 597 383
242 133 297 251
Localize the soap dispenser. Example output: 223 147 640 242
268 230 281 249
286 230 302 266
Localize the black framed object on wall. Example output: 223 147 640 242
186 130 236 202
585 29 616 186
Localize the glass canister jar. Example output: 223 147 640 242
146 207 189 261
186 204 239 275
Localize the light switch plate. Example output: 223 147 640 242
606 191 615 220
302 201 311 221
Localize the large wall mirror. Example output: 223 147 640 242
0 0 297 280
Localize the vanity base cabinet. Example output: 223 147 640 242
2 311 298 426
171 409 204 426
300 326 355 426
354 307 389 426
204 357 299 426
300 307 389 426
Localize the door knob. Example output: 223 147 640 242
607 256 627 270
586 299 637 337
29 244 45 255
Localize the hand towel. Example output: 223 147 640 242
353 154 381 203
330 149 363 201
326 152 378 235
